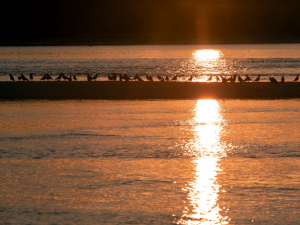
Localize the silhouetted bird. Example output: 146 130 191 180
91 74 98 81
22 74 29 81
230 75 237 83
123 74 131 82
40 74 52 80
171 75 178 81
145 75 153 82
120 74 131 81
188 75 193 81
9 74 15 81
226 76 231 82
269 77 278 82
46 74 53 80
40 74 47 81
281 76 284 83
55 73 63 81
73 75 77 81
108 73 117 81
18 74 29 81
30 73 34 80
67 76 72 81
220 76 227 83
132 74 144 81
245 75 252 82
145 74 153 82
254 75 261 82
294 75 299 81
238 76 245 82
206 76 212 81
62 74 69 81
87 74 92 81
157 75 164 81
165 75 169 81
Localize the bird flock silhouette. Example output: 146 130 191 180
8 73 300 83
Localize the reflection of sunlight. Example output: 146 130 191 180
189 50 224 81
195 100 220 124
194 50 220 62
178 100 229 225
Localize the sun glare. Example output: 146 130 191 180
190 50 224 80
178 100 229 225
194 50 221 62
195 100 221 125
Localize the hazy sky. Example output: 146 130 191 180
1 0 300 44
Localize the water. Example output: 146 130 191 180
0 44 300 81
0 99 300 224
1 45 300 224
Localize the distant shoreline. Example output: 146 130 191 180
1 81 300 100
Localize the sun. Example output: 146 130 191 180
193 50 221 61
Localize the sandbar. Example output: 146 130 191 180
0 81 300 100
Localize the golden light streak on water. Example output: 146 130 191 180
188 50 225 81
178 100 229 224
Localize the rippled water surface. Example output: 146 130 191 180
1 99 300 224
1 44 300 82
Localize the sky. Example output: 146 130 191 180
1 0 300 45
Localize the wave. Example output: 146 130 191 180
0 133 124 141
0 132 178 142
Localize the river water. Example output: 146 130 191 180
0 44 300 81
0 99 300 224
0 45 300 224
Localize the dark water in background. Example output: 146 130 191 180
0 99 300 224
0 44 300 82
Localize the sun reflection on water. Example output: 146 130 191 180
182 50 226 81
194 50 221 62
178 100 229 225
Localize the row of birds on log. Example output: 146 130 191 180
8 73 300 82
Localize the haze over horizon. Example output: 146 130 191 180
1 0 300 45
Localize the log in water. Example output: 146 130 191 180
0 81 300 99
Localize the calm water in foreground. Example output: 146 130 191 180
1 99 300 224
